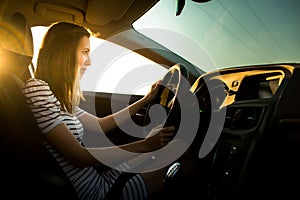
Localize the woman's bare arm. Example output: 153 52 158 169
79 80 161 134
45 122 174 168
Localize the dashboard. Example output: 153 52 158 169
189 64 299 200
191 64 293 110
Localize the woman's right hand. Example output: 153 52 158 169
142 79 161 105
143 125 175 151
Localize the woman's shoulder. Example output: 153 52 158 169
22 78 56 103
23 78 50 92
24 78 48 87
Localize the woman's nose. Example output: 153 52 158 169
85 55 91 66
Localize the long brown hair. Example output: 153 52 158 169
35 22 91 113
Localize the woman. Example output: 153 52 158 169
22 22 177 200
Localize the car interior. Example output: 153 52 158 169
0 0 299 200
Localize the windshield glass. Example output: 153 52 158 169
133 0 300 73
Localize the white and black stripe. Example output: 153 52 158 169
22 78 148 200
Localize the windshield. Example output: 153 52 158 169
133 0 300 73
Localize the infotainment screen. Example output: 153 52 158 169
235 73 283 101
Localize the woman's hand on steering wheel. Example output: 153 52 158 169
143 125 176 151
142 64 190 133
142 79 162 105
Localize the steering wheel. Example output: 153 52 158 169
190 76 228 112
143 63 189 132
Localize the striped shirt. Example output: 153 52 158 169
22 78 148 200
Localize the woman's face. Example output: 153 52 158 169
77 36 91 78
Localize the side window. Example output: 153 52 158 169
31 26 167 95
31 26 48 68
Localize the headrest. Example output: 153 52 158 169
0 12 34 80
0 12 33 57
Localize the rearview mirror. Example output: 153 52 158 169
176 0 212 16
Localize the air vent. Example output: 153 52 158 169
224 107 263 130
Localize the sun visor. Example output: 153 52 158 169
34 2 84 24
85 0 135 25
0 12 33 57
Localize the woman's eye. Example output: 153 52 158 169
83 49 89 54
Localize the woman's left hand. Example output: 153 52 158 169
142 80 161 105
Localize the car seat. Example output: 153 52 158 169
0 12 78 200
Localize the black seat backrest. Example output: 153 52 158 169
0 73 45 167
0 72 79 199
0 13 78 199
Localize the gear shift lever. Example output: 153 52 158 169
163 162 182 183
